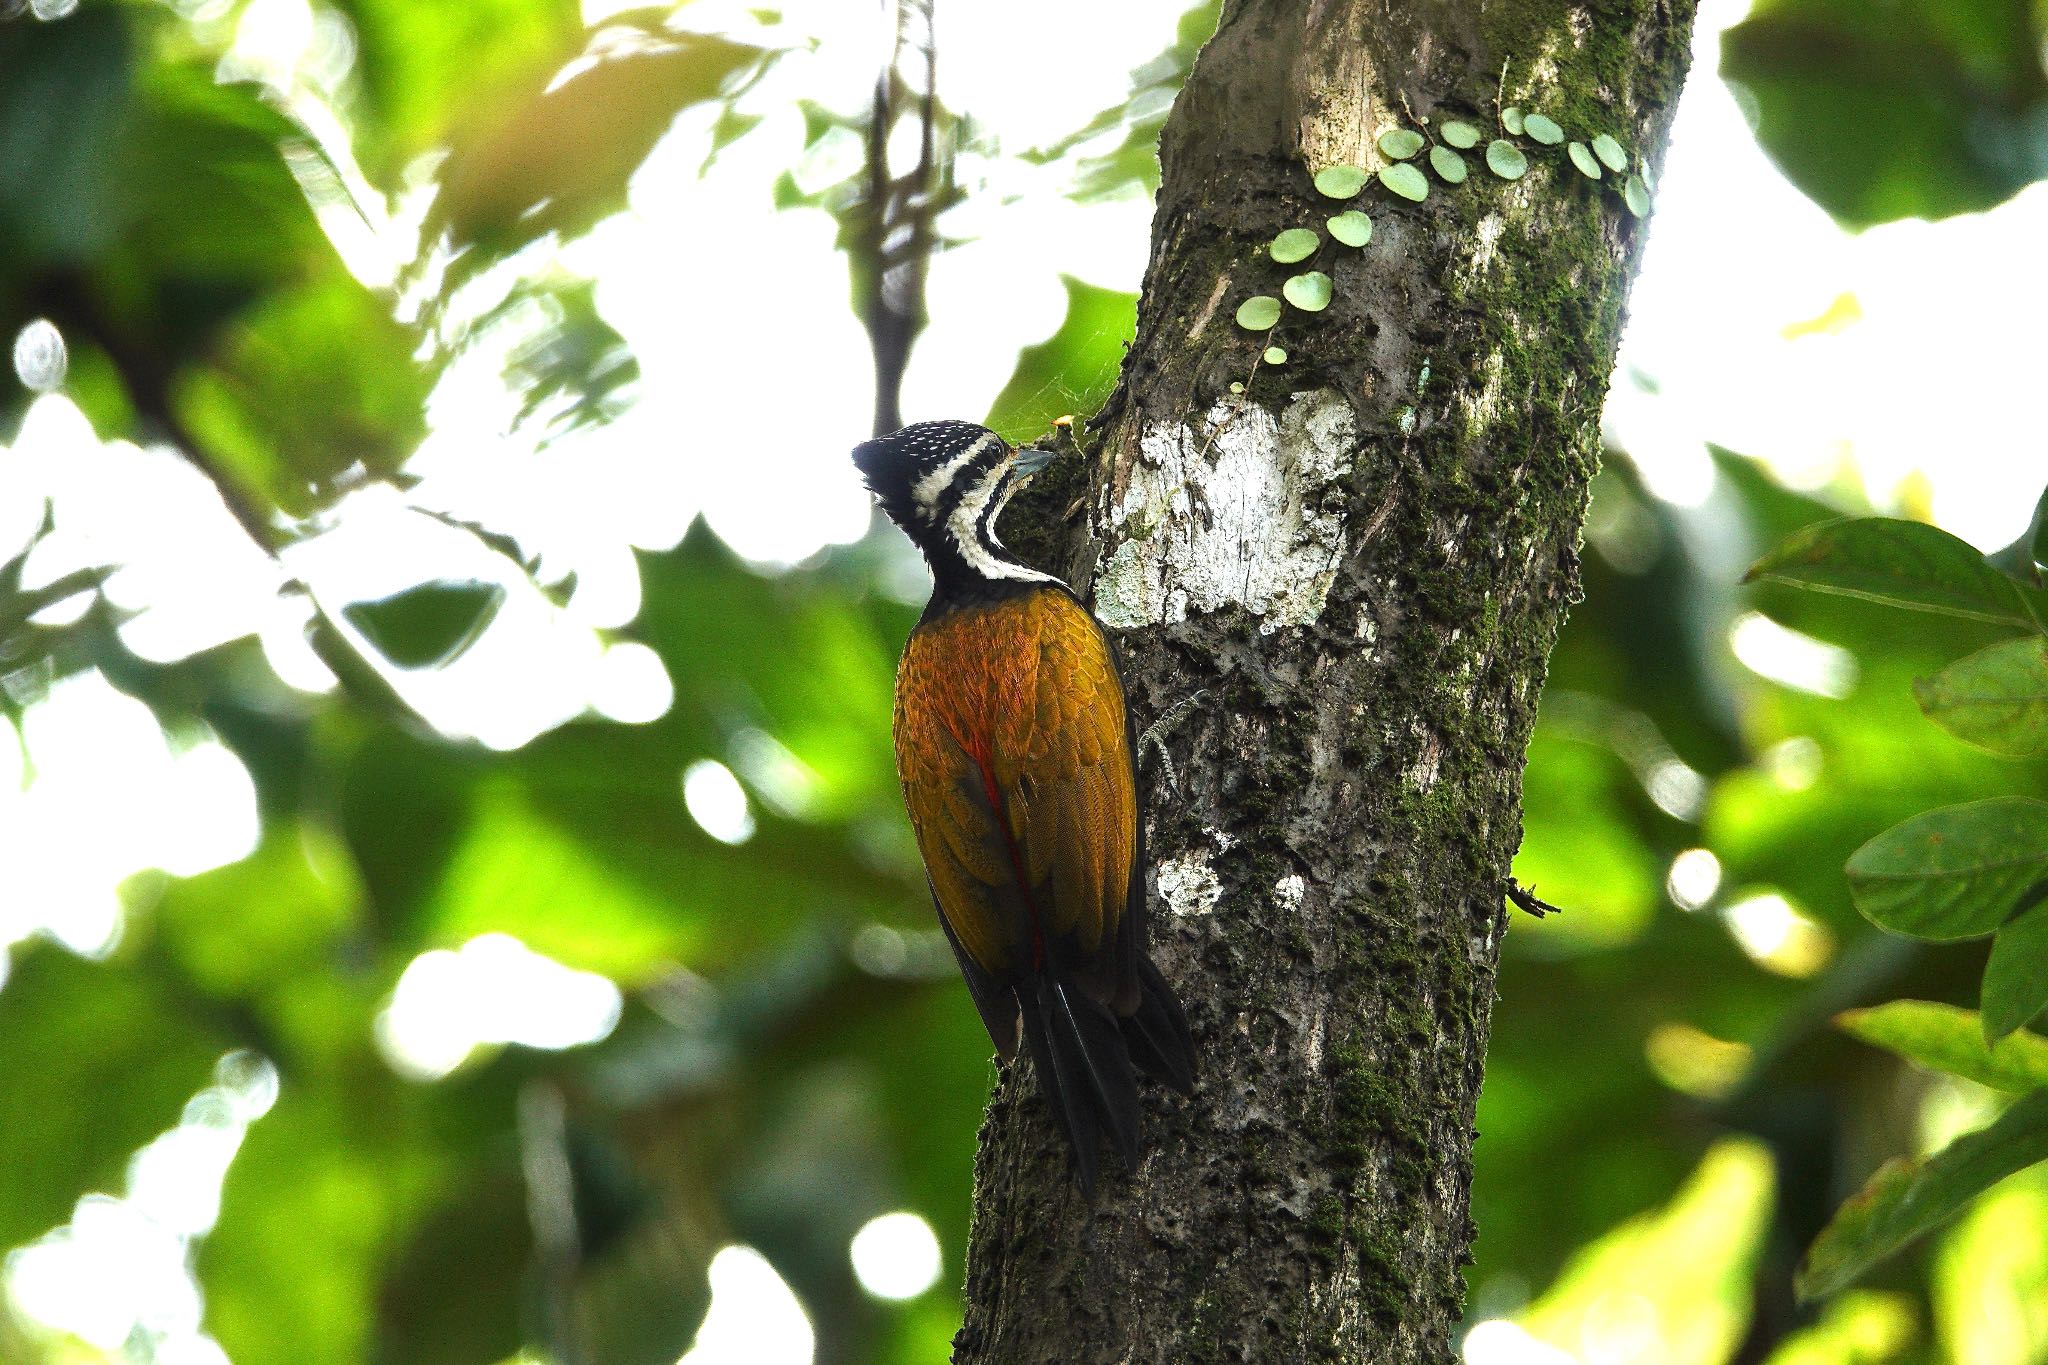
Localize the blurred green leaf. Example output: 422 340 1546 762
1519 1141 1774 1365
7 40 337 394
153 824 363 1005
1512 720 1667 949
1914 637 2048 757
0 5 133 265
985 277 1136 442
1745 517 2038 628
496 276 642 444
114 63 331 282
334 0 586 182
1989 482 2048 584
1930 1163 2048 1365
174 273 431 520
1982 902 2048 1040
1845 797 2048 940
1759 1290 1916 1365
1624 174 1652 216
1836 1000 2048 1092
203 1062 475 1365
1523 113 1565 145
374 1164 532 1365
1798 1090 2048 1301
1429 145 1468 183
0 946 222 1248
1722 0 2048 226
325 533 918 984
342 580 508 671
1568 142 1602 179
1502 107 1526 135
409 781 709 979
431 27 769 254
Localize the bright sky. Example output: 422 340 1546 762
3 0 2046 1360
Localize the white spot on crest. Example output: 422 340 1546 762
1274 874 1305 912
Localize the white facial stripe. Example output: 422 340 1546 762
948 463 1055 584
912 432 1004 516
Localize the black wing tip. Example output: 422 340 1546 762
1125 956 1197 1095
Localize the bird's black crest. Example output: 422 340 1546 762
851 421 1004 528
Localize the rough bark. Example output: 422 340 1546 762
956 1 1698 1362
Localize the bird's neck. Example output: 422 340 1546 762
916 469 1056 602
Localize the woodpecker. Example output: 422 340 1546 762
853 420 1196 1195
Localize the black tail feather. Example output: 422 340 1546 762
1018 984 1098 1195
1020 973 1142 1195
1120 956 1196 1096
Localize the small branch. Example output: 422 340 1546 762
855 0 947 437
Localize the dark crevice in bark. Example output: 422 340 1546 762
964 1 1698 1361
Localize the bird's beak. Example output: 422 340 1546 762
1012 447 1056 479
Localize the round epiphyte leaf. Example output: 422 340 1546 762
1327 210 1372 247
1378 163 1429 201
1440 119 1481 149
1229 382 1244 394
1623 174 1651 217
1264 346 1288 365
1270 228 1320 263
1236 295 1282 330
1378 128 1425 160
1567 142 1602 179
1501 106 1525 135
1282 271 1333 312
1592 133 1628 172
1313 164 1368 198
1522 112 1565 145
1429 145 1468 184
1485 140 1528 180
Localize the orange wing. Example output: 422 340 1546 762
893 588 1136 989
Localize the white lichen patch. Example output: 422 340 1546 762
1471 212 1505 274
1273 874 1305 913
1458 349 1507 439
1094 390 1357 632
1156 849 1223 919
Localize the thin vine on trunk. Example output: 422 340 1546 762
961 1 1698 1360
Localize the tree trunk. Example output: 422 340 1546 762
957 1 1698 1361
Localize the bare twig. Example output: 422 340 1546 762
855 0 952 436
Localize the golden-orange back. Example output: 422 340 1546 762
892 586 1135 980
